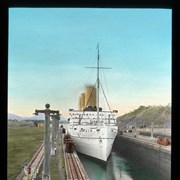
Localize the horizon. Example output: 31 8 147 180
8 103 171 119
8 8 171 118
8 112 68 120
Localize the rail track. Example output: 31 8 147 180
17 132 89 180
21 143 44 180
64 150 89 180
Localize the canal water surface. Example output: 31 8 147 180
78 151 169 180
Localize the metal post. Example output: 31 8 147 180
151 121 154 139
51 114 60 149
163 123 166 135
51 115 56 156
55 118 58 142
43 105 50 180
134 121 137 138
56 116 60 143
59 125 63 144
34 104 59 180
54 117 57 142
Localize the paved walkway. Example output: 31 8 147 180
121 133 171 152
22 146 44 180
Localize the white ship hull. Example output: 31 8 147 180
67 125 118 161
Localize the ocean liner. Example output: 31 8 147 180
67 45 118 161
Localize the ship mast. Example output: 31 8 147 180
86 44 111 123
97 44 100 123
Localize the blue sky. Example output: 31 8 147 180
8 8 172 118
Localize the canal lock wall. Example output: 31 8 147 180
112 135 171 179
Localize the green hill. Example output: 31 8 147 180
116 105 171 128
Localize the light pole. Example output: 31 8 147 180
151 121 154 139
163 122 166 135
50 115 56 156
134 120 137 138
56 114 60 144
34 104 59 180
50 114 60 155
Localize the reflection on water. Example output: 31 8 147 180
77 152 106 180
78 152 168 180
109 152 133 180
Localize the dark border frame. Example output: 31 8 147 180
1 0 177 179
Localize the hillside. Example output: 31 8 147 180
116 105 171 128
8 113 24 121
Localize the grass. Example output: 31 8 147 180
50 143 66 180
50 155 60 180
36 144 66 180
58 143 67 179
8 126 44 180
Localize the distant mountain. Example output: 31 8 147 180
25 113 45 120
8 113 68 121
25 114 68 121
8 113 24 121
